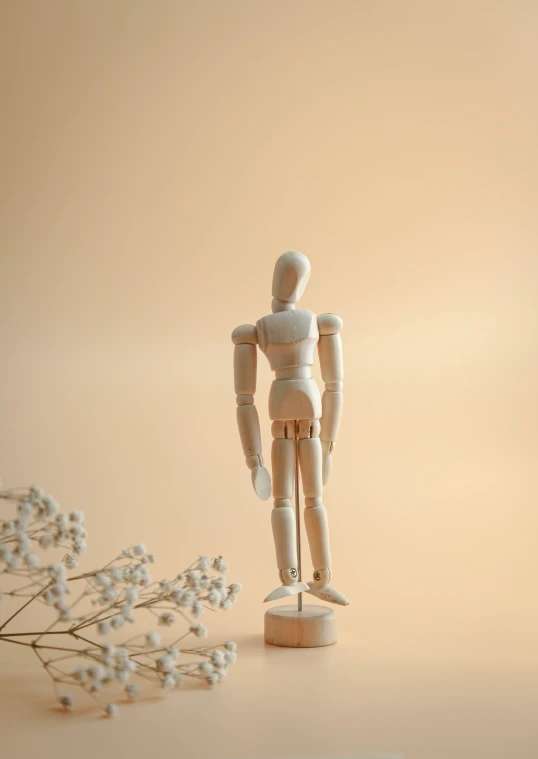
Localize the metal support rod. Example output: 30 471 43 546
294 420 302 612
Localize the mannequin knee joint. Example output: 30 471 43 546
274 498 292 509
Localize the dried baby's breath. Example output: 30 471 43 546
0 483 239 718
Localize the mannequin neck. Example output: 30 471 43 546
271 298 296 313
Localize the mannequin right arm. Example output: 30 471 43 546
232 324 272 500
317 313 344 485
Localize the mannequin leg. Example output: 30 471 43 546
264 421 309 603
298 419 349 606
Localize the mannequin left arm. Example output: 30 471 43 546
232 323 272 500
317 313 344 485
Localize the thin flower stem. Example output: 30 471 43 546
0 636 95 655
66 571 98 582
129 647 167 657
47 663 71 677
3 579 41 594
45 651 84 665
0 630 70 637
68 589 88 611
129 658 155 673
101 555 122 571
81 685 104 705
134 670 158 682
145 605 179 611
71 607 120 632
0 582 50 632
71 633 102 649
0 636 35 648
169 631 191 646
34 617 60 645
176 608 193 624
120 633 143 646
37 644 91 652
32 646 61 697
70 600 121 631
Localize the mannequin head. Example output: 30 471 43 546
271 251 311 313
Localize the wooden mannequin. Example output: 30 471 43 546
232 252 349 645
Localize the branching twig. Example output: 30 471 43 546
0 483 240 718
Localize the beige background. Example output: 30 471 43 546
1 1 537 757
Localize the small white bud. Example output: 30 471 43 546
104 703 118 718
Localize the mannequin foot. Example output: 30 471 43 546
305 581 349 606
263 582 309 603
305 569 349 606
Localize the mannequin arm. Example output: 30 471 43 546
232 324 272 500
317 313 344 485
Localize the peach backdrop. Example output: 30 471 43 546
1 2 537 758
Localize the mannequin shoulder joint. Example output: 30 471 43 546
232 324 258 345
317 313 343 336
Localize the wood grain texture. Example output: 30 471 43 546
318 332 343 384
257 309 318 370
320 389 343 443
271 503 297 570
268 378 322 421
233 343 257 395
236 403 262 457
264 604 337 647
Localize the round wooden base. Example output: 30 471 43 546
264 604 337 648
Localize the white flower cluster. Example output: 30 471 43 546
71 643 138 690
154 556 242 621
0 486 86 573
197 640 238 686
0 484 240 720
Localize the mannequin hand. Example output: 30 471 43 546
251 464 272 501
321 440 334 486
